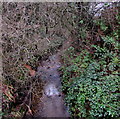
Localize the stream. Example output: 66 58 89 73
32 54 70 118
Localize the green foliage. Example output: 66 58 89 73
61 10 120 118
65 70 119 118
79 20 84 24
62 49 120 118
79 27 87 39
94 20 108 31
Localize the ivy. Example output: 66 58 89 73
61 22 120 118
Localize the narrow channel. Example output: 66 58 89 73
32 54 70 118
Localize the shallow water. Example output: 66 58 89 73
33 54 70 118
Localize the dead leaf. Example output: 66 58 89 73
24 64 36 76
24 64 32 70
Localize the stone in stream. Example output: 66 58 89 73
44 83 60 97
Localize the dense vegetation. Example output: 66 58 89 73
60 4 120 119
2 2 120 119
2 3 70 118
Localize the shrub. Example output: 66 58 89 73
61 47 120 118
61 6 120 119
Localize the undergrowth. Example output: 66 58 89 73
1 2 120 119
2 3 68 118
60 5 120 119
